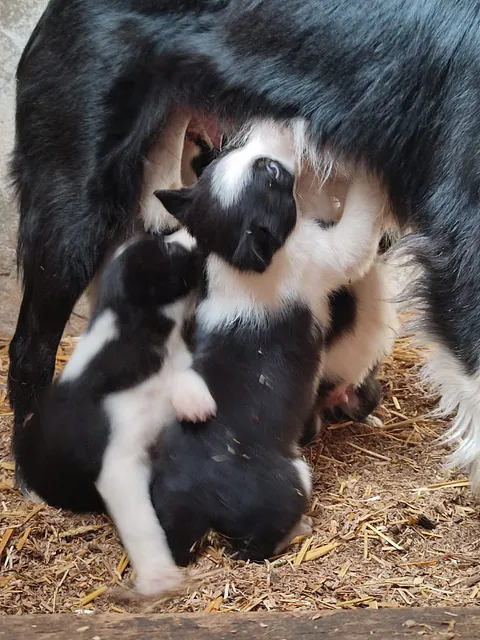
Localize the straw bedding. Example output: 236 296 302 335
0 328 479 616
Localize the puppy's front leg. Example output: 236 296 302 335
96 452 182 596
170 368 217 423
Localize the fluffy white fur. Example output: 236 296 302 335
212 122 296 207
387 239 480 491
323 260 399 387
421 342 480 493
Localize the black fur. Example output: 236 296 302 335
151 308 318 564
14 234 200 511
190 136 219 178
325 287 357 349
155 156 296 274
9 0 480 480
150 151 316 564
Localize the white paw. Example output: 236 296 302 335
296 514 313 538
364 415 383 428
274 515 314 554
135 565 183 597
170 369 217 423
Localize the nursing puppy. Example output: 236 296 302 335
276 142 398 442
150 123 383 565
317 258 398 426
14 232 214 596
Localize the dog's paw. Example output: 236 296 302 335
295 514 313 538
364 415 383 428
135 565 183 598
274 514 314 554
170 369 217 423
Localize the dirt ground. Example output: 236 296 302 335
0 331 479 617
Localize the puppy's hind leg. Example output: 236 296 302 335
96 451 181 597
320 169 387 288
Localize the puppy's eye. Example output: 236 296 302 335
266 160 281 180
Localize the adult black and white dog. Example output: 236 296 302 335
149 122 384 567
14 231 215 595
9 0 480 490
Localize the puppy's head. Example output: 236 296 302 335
155 143 296 273
105 233 200 309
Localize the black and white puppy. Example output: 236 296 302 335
13 232 215 596
291 164 398 440
150 122 383 566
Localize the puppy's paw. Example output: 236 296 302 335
295 514 314 538
170 369 216 423
274 515 314 554
364 414 383 428
135 565 183 598
323 383 350 409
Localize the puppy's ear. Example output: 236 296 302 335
231 223 282 273
154 188 193 225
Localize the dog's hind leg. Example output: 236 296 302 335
399 190 480 493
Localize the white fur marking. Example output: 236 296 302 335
95 300 207 595
323 261 399 386
165 228 197 251
364 415 384 428
212 121 296 208
292 457 313 498
96 369 181 594
61 310 118 383
423 345 480 492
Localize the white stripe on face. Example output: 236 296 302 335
211 122 296 208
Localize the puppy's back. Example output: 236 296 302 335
151 303 319 562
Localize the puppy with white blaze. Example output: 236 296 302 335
149 123 383 565
14 232 215 596
292 164 399 440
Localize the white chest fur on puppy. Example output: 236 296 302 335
150 121 385 565
14 231 215 597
